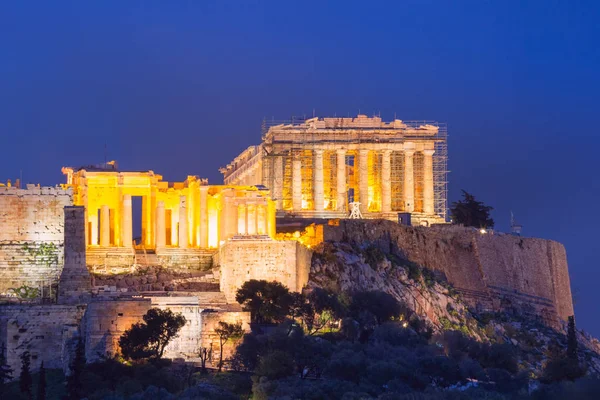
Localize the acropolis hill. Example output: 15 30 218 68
0 115 579 375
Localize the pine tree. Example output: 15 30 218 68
36 361 46 400
66 338 86 400
0 342 14 396
567 315 578 360
19 351 33 400
450 190 495 228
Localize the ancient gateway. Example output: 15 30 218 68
221 115 448 226
62 165 276 250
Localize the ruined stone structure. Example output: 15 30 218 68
221 115 448 226
0 172 306 375
0 184 72 297
219 237 313 302
63 164 276 250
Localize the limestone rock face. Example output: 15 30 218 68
319 220 574 328
309 241 470 333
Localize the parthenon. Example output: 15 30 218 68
221 115 448 226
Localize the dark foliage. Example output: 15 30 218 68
0 342 13 395
66 337 85 400
119 308 186 360
19 351 32 399
214 321 244 372
450 190 495 228
235 280 294 324
567 315 578 360
36 361 46 400
349 290 404 327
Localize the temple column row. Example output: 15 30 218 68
274 147 435 215
238 204 269 235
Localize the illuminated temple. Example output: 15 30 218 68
221 115 448 226
62 164 276 251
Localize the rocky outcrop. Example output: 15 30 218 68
320 220 574 327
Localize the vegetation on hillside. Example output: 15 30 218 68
450 190 495 228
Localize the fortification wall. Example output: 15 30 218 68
323 220 574 324
0 186 73 296
0 304 86 373
84 296 250 363
218 239 312 302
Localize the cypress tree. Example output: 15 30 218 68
36 361 46 400
567 315 578 360
0 342 13 396
19 351 33 400
66 338 86 400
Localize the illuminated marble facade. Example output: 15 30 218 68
62 164 276 250
221 115 448 225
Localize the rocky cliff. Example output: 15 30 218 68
316 220 573 327
308 219 600 374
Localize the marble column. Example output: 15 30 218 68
313 149 324 212
273 156 283 210
247 204 257 235
404 148 415 213
336 149 346 212
100 205 110 247
358 149 369 214
199 186 208 248
423 149 435 215
292 151 302 211
238 204 247 235
122 194 132 247
381 150 392 213
257 205 267 235
178 196 188 249
89 212 98 246
155 201 166 248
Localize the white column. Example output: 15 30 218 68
381 150 392 213
423 149 435 215
122 194 132 247
100 205 110 247
336 149 346 212
238 204 247 235
89 212 98 246
292 151 302 211
257 205 267 235
178 196 188 249
155 201 166 248
358 149 369 214
313 149 324 212
273 156 283 210
404 148 415 213
247 204 257 235
199 186 208 248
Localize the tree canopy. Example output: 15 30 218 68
450 190 495 228
119 308 186 360
235 280 294 324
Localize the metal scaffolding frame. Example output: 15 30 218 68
259 117 448 220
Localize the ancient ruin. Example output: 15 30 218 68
221 115 448 226
0 115 577 379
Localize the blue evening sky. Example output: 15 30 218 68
1 1 599 335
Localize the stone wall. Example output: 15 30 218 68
84 296 250 363
0 186 73 296
322 220 574 325
218 238 313 302
0 304 86 373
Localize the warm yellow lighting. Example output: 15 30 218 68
293 231 301 239
402 321 408 328
480 228 487 234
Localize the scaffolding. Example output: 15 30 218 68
259 116 448 220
